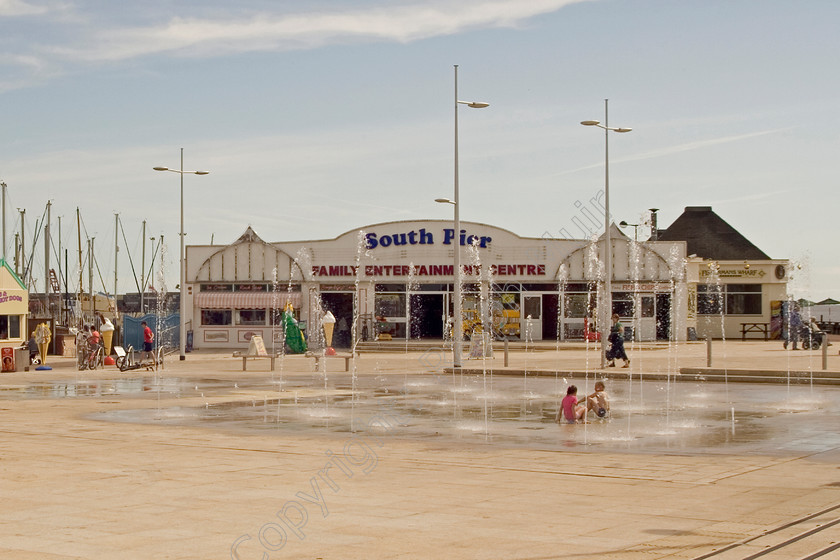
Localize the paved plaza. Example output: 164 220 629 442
1 339 840 559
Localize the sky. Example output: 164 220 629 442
0 0 837 300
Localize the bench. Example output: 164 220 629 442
233 351 280 371
305 351 354 372
740 322 769 341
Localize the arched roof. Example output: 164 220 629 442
555 236 677 283
194 227 305 282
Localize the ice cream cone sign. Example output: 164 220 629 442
35 323 51 365
323 311 336 355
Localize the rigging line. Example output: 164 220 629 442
47 232 76 285
118 217 142 294
24 217 42 285
92 249 109 296
144 237 162 292
22 202 49 283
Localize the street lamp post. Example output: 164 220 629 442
154 148 209 361
436 65 488 369
619 220 640 241
581 99 632 368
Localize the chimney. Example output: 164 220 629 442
649 208 659 241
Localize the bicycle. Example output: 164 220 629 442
79 342 104 370
114 344 165 372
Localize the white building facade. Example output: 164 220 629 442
184 221 689 350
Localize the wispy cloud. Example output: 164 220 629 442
0 0 46 16
559 128 793 175
45 0 586 62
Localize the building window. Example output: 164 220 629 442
697 285 723 315
375 283 405 293
564 293 591 318
523 296 541 319
201 309 232 326
0 316 20 339
725 284 762 315
375 293 406 318
236 309 266 325
697 284 761 315
612 292 635 317
641 296 655 318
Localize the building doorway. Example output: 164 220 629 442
410 293 444 339
320 292 354 348
656 293 671 340
523 295 542 341
542 294 559 340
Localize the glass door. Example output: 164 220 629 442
523 295 542 341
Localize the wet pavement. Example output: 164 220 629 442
2 346 840 560
6 370 838 456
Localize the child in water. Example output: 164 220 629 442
585 381 610 418
557 385 586 424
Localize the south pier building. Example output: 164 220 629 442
184 220 695 350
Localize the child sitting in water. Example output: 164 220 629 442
557 385 586 424
585 381 610 418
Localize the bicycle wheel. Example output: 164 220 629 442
88 348 101 370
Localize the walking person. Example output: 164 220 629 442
784 304 802 350
606 313 630 368
141 321 155 363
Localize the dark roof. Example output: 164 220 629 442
658 206 770 260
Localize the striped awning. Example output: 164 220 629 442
194 291 301 310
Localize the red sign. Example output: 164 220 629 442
1 347 14 372
311 264 546 278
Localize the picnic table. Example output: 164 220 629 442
740 322 769 341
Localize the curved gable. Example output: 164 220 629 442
194 227 304 282
557 238 678 282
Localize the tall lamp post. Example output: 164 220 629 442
154 148 209 361
435 64 488 369
581 99 632 367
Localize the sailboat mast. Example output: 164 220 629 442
44 201 51 297
88 237 94 319
19 209 25 281
141 220 146 314
77 208 82 325
114 213 119 299
76 208 82 296
1 181 6 262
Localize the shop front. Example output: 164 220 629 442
687 259 789 339
184 221 688 349
0 259 29 370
